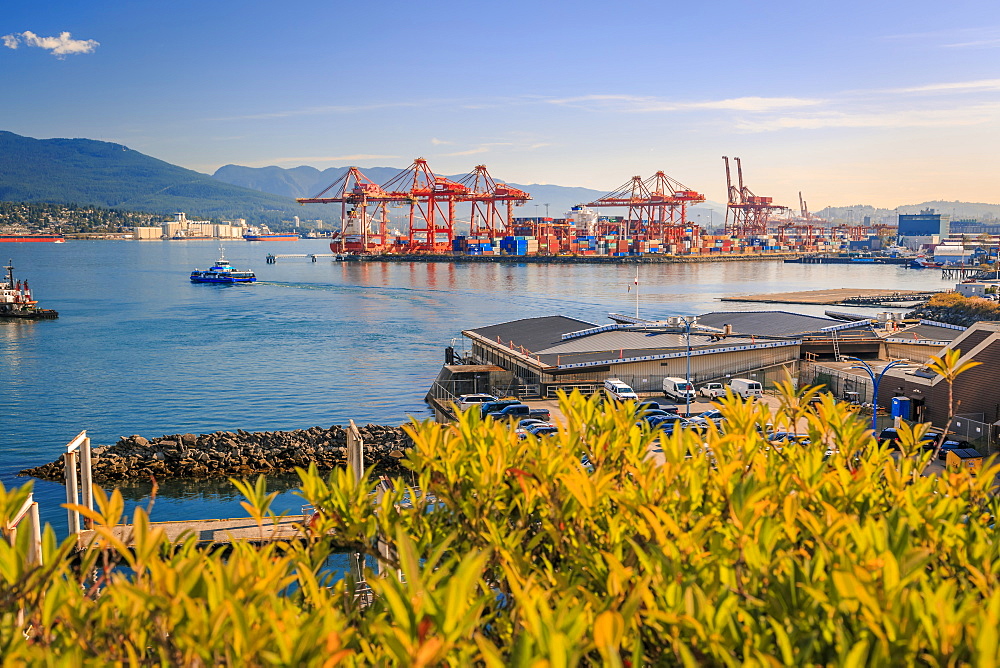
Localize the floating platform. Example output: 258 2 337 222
76 514 313 548
721 288 939 306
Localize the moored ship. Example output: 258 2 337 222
243 225 299 241
0 260 59 319
0 232 65 243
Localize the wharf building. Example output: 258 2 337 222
431 311 894 401
898 210 949 250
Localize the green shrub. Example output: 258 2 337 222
2 387 999 665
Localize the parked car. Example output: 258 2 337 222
662 377 696 402
880 427 942 451
604 378 639 401
698 382 727 399
525 423 558 437
698 409 725 422
647 414 689 430
478 399 523 418
486 404 550 422
638 409 678 422
769 432 811 445
937 439 971 460
636 400 661 412
877 427 901 448
455 393 498 411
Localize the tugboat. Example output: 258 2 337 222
0 260 59 319
190 250 256 284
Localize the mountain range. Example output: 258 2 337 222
0 131 329 225
3 130 997 227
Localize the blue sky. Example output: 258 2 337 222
4 0 1000 209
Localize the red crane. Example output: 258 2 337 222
454 165 531 239
585 171 705 244
723 156 786 237
379 158 470 253
296 166 398 253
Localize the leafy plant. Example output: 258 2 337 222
2 387 999 664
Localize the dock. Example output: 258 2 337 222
77 514 313 548
721 288 939 307
265 253 356 263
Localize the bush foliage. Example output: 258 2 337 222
2 387 999 665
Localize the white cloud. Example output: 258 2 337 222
547 93 823 113
2 31 99 57
943 38 1000 49
886 78 1000 94
430 138 452 145
736 104 1000 132
254 154 399 165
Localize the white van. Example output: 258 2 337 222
604 378 638 401
728 378 763 399
662 377 696 402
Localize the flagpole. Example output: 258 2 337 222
635 265 639 319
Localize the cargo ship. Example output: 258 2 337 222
0 261 59 319
243 226 299 241
0 232 65 243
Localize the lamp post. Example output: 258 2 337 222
844 356 904 433
682 316 697 416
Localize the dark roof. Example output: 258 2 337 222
696 311 861 338
890 323 965 343
466 315 596 354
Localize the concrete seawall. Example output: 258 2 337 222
19 424 412 482
352 252 804 264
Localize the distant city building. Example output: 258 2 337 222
898 209 949 237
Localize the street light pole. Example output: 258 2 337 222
844 356 904 433
683 316 697 416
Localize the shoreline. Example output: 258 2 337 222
19 425 413 482
341 252 806 265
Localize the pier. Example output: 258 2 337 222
265 253 354 264
721 288 940 307
63 423 371 549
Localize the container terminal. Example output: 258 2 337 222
296 156 907 260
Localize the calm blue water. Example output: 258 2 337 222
0 241 950 535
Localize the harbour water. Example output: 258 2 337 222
1 240 951 536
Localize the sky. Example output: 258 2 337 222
3 0 1000 210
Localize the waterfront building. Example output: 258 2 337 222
877 321 1000 429
441 311 881 399
899 210 950 238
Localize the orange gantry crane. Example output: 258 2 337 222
723 156 786 237
380 158 470 253
296 167 398 253
455 165 530 239
585 171 705 244
298 159 532 254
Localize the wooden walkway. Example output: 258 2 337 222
76 515 314 548
721 288 938 306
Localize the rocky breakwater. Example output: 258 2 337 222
19 425 412 482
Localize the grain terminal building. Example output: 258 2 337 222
435 311 884 399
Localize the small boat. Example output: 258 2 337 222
911 257 943 269
190 251 256 284
0 260 58 319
